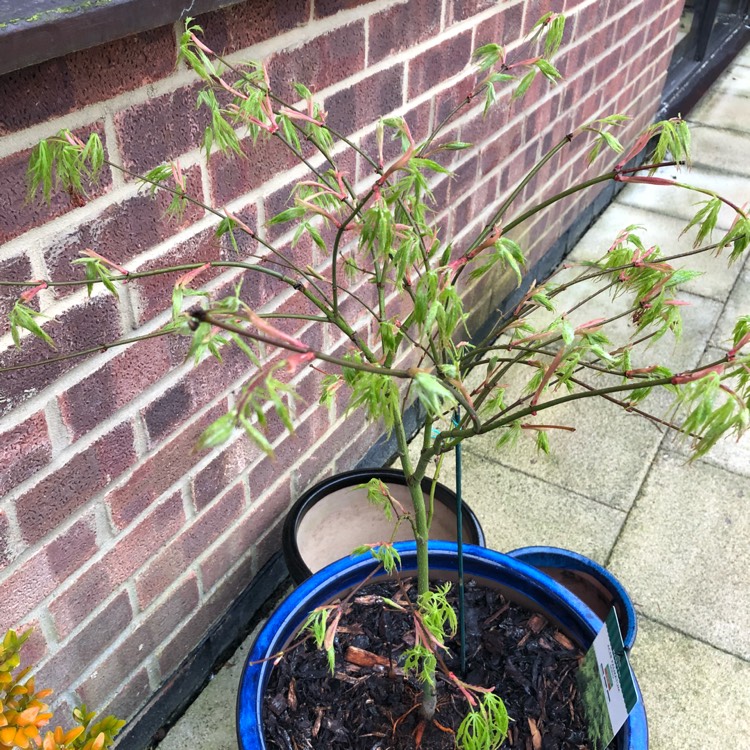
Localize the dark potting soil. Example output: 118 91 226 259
262 578 593 750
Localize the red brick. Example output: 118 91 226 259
132 227 221 326
114 83 210 174
107 405 225 529
135 484 244 607
254 515 285 571
45 166 204 297
79 575 199 708
433 71 479 127
192 441 257 511
0 412 51 497
44 513 100 584
331 421 383 473
447 0 504 24
369 1 442 66
521 0 556 31
408 31 473 100
269 21 365 101
473 3 525 48
96 667 151 724
0 294 123 418
0 28 175 136
138 345 256 450
209 133 298 207
614 5 641 43
157 556 253 678
574 0 612 35
198 512 258 593
291 454 333 500
15 423 135 546
58 336 172 439
36 591 132 692
196 0 310 56
245 459 293 515
0 551 55 632
17 622 47 673
326 65 404 138
448 154 480 205
50 492 186 638
313 0 364 18
68 27 176 106
0 123 112 245
142 383 192 447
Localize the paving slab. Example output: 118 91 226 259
157 627 256 750
609 451 750 660
713 61 750 97
711 254 750 351
628 617 750 750
453 448 625 559
687 123 750 177
465 395 663 512
736 44 750 67
690 72 750 133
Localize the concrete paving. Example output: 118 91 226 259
158 49 750 750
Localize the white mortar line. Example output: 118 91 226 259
43 399 70 454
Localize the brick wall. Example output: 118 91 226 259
0 0 682 731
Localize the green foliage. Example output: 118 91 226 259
368 543 402 574
418 583 457 644
683 197 722 247
670 367 750 459
580 114 629 164
361 478 395 522
647 117 692 169
14 12 750 737
27 131 104 203
412 372 458 418
9 302 54 349
720 214 750 262
302 608 329 651
469 237 525 285
342 360 400 432
402 642 437 686
472 43 503 72
456 692 509 750
72 256 120 299
0 628 123 750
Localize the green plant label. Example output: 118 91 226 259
576 608 638 749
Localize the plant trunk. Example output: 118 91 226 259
393 412 437 721
404 465 437 721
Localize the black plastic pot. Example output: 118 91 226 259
282 468 486 583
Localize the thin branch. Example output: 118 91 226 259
196 310 414 379
0 329 172 374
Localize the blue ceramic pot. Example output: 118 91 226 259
237 541 648 749
507 546 638 651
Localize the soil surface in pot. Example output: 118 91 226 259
263 578 592 749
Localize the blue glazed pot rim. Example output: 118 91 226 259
507 545 637 650
237 541 647 749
